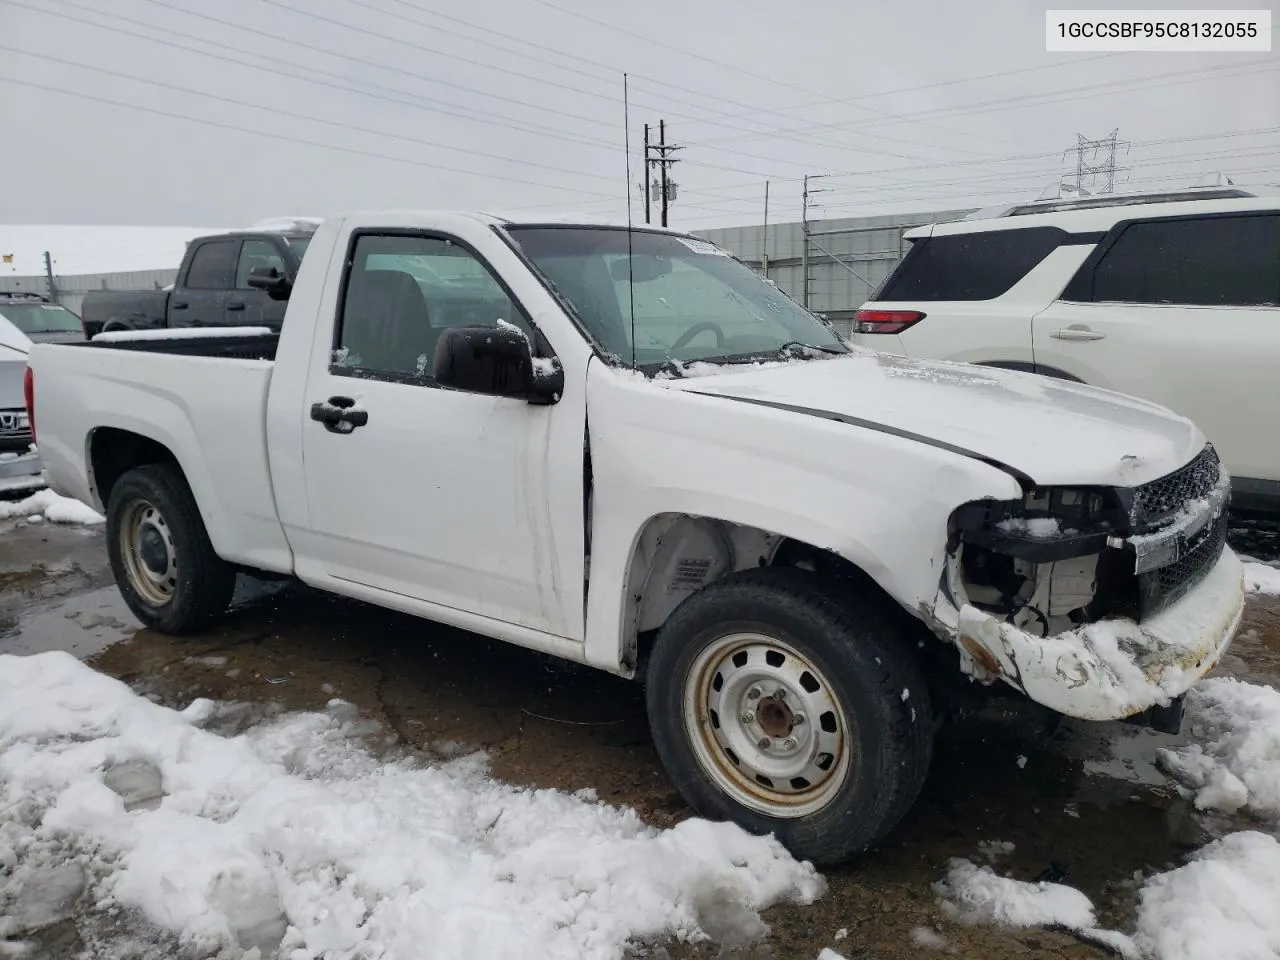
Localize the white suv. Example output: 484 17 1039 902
851 187 1280 515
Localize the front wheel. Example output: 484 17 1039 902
645 568 933 865
106 464 236 634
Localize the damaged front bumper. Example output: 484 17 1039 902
952 548 1244 722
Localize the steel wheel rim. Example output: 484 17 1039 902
119 499 177 607
683 631 851 818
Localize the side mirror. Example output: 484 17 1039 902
433 325 563 404
247 265 292 301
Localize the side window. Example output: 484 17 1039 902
875 227 1066 302
184 240 237 290
1078 214 1280 307
335 233 530 380
235 239 287 289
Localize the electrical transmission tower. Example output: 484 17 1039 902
1071 129 1129 194
642 121 682 226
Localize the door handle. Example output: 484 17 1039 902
310 396 368 433
227 302 246 311
171 301 188 309
1051 325 1105 341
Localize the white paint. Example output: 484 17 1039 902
91 326 274 342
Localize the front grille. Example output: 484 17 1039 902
0 411 31 452
1136 509 1228 617
1129 444 1221 529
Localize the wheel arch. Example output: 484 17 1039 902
609 511 908 681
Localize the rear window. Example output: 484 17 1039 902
1065 214 1280 307
875 227 1066 302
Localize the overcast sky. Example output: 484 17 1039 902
1 0 1277 232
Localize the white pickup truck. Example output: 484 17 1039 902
26 211 1245 864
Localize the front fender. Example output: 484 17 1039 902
581 366 1022 672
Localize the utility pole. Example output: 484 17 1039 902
1072 129 1128 194
644 119 682 227
801 175 831 308
642 123 651 224
762 181 770 279
43 251 57 302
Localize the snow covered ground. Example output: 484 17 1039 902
0 489 102 526
935 832 1280 960
1244 560 1280 597
0 652 823 959
934 676 1280 960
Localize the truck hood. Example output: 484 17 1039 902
667 353 1203 488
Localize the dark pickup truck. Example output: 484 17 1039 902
79 224 315 337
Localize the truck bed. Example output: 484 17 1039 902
28 335 290 575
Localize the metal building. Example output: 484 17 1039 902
697 207 974 334
0 269 177 317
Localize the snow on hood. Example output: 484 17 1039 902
663 353 1202 488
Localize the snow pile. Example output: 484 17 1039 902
1157 677 1280 818
1243 561 1280 597
937 833 1280 960
934 858 1099 931
1132 832 1280 960
0 652 824 958
0 488 102 525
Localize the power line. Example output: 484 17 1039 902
0 44 630 187
672 126 1280 198
254 0 967 176
363 0 1000 160
0 74 620 198
93 0 631 140
526 0 1026 152
15 0 624 154
690 54 1279 146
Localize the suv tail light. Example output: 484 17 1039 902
23 366 35 444
852 309 925 335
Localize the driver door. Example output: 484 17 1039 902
298 230 585 639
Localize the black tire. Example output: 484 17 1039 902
105 463 236 634
645 568 933 865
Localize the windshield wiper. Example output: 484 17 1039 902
777 341 848 356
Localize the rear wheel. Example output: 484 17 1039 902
106 464 235 634
645 568 933 865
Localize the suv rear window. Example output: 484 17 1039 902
875 227 1066 302
1064 213 1280 307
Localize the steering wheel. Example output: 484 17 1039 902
670 321 726 353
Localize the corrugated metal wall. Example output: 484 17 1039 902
696 208 974 334
0 269 177 317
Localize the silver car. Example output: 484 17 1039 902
0 295 85 495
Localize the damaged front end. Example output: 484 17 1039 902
934 444 1244 723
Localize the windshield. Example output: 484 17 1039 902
504 226 847 371
285 236 311 259
0 302 82 335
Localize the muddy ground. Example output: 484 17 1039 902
2 519 1279 960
